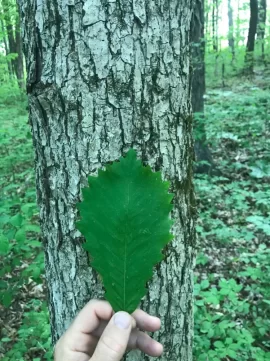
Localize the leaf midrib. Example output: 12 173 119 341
123 180 131 310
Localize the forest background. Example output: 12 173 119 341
0 0 269 360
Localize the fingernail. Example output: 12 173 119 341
114 312 131 329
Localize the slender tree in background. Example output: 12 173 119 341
204 0 211 53
212 0 221 76
1 0 24 87
236 0 241 46
191 0 214 174
215 0 219 50
0 16 13 79
18 1 196 360
245 0 259 72
15 3 24 88
212 0 218 52
228 0 235 62
1 0 16 73
257 0 267 63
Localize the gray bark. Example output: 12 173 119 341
19 1 196 360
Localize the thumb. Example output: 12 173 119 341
91 311 135 361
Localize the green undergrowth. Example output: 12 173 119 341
0 89 52 361
0 77 270 360
206 42 270 88
194 83 270 360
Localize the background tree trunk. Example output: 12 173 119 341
0 17 13 79
236 0 241 46
1 0 25 87
215 0 219 50
191 0 214 174
245 0 258 72
257 0 267 63
19 1 196 360
15 5 24 88
228 0 235 61
212 1 218 52
2 0 17 77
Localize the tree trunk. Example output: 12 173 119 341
245 0 258 72
19 1 196 360
228 0 235 61
191 0 214 174
2 0 17 76
212 1 218 51
0 17 13 79
236 0 241 46
257 0 267 62
2 0 24 87
15 5 25 89
205 0 209 42
215 0 219 51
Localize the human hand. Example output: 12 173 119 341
54 299 163 361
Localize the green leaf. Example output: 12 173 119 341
15 228 26 243
1 291 12 307
214 340 224 349
201 279 210 289
227 349 237 359
21 203 37 217
25 224 41 233
0 234 9 255
76 149 174 313
1 337 11 342
9 213 23 227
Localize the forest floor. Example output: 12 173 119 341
0 72 269 361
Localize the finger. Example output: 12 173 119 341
132 309 161 332
92 309 161 337
71 300 113 334
69 332 99 355
91 311 135 361
91 320 163 357
128 329 163 357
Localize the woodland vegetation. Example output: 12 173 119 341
0 0 270 360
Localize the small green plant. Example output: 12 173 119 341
0 300 52 361
0 94 48 360
194 248 270 361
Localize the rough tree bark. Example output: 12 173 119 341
191 0 214 174
257 0 267 62
19 1 196 360
245 0 258 72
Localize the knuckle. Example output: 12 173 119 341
88 299 98 306
101 334 125 355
